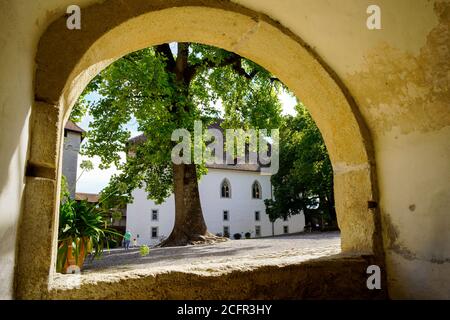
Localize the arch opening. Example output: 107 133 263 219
252 180 261 199
17 0 383 299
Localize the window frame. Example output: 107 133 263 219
223 226 230 237
252 180 262 199
221 179 231 198
151 209 159 221
151 226 159 238
255 225 261 237
223 210 229 221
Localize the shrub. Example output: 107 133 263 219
140 245 150 257
245 232 251 239
233 233 242 240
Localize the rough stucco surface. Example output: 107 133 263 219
16 177 57 299
343 2 450 298
346 2 450 136
47 254 386 300
0 0 449 299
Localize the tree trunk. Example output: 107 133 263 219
158 42 226 247
159 163 226 247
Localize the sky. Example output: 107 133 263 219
75 78 298 194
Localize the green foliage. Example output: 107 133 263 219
139 245 150 257
74 43 284 208
56 198 122 272
60 174 70 202
70 80 99 124
111 210 123 222
264 103 336 225
80 160 94 171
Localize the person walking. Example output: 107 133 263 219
123 230 132 250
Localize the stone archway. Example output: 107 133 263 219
17 0 383 299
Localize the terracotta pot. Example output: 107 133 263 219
61 237 89 274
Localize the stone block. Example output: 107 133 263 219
28 102 61 174
16 177 57 299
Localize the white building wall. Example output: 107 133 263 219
127 168 305 246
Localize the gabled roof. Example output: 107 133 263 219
64 120 85 134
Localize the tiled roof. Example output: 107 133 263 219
206 162 262 172
65 120 85 134
75 192 99 203
127 122 271 173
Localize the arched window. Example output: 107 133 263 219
252 181 262 199
221 179 231 198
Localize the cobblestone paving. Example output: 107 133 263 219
82 231 341 274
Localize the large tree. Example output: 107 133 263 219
73 43 283 246
264 103 337 229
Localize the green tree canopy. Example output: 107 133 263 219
264 103 336 228
72 42 285 245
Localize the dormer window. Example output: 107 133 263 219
252 181 262 199
221 179 231 198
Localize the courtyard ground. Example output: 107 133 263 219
83 231 341 274
51 231 341 291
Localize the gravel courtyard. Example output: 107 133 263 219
82 231 341 275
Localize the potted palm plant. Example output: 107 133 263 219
56 198 121 273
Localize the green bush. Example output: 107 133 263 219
140 245 150 257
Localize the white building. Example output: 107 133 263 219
127 163 305 246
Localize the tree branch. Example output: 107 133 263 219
190 53 259 81
176 42 189 82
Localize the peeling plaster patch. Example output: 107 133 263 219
390 244 418 261
347 1 450 135
384 212 398 245
383 212 417 261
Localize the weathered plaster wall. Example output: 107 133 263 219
0 0 99 299
0 0 448 299
234 0 450 298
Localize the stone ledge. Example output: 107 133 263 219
47 254 387 300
